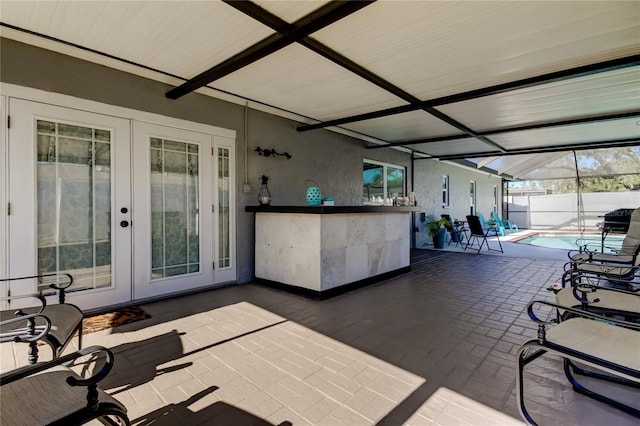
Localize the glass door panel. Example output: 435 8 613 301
133 121 213 300
36 120 112 293
150 138 200 278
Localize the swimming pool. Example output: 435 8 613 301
515 233 624 251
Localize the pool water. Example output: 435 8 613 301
516 234 624 251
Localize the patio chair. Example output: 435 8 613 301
516 300 640 425
563 258 640 292
441 214 467 246
490 211 518 232
0 345 130 425
477 212 506 236
0 273 83 364
568 207 640 265
464 215 503 254
555 280 640 322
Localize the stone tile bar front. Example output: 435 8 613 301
246 206 419 298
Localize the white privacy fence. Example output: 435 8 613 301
506 192 640 230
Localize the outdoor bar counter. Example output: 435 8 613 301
246 205 420 298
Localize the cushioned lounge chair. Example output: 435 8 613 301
464 215 503 254
516 300 640 425
478 212 505 236
569 207 640 265
555 281 640 322
490 211 518 232
0 273 83 364
563 258 640 292
0 345 130 425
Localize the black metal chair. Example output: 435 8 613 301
0 345 130 425
464 215 503 254
516 300 640 425
441 214 467 247
0 273 83 364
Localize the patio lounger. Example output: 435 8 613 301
464 215 503 254
0 345 130 425
568 207 640 264
563 260 640 291
516 300 640 425
0 273 83 364
555 281 640 321
491 211 518 232
478 212 506 236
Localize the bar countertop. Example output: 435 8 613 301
245 205 421 214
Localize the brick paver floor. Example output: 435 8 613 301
2 249 638 425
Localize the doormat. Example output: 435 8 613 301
79 306 151 335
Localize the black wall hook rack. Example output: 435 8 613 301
254 146 292 159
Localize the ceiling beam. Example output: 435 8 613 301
366 110 640 149
225 1 507 152
507 152 568 178
298 55 640 131
425 138 640 161
476 156 500 168
165 1 375 99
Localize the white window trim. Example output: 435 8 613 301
442 175 450 208
363 159 405 206
470 180 477 215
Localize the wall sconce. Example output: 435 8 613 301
254 146 292 159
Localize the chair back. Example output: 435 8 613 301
621 207 640 257
491 211 502 223
466 215 484 236
441 214 453 231
477 213 490 228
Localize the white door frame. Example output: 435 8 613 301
1 84 237 310
7 98 132 310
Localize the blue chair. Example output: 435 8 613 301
491 211 519 232
478 212 506 236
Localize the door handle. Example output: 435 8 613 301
120 220 130 228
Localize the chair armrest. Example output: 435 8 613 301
0 345 114 386
527 300 640 332
0 273 73 304
0 294 47 314
0 313 52 343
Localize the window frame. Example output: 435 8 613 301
363 159 406 206
470 180 476 215
442 175 450 208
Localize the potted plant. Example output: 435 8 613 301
425 218 451 249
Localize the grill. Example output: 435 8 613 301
601 208 635 233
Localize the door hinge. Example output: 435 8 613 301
212 261 215 270
212 204 215 213
211 147 214 156
7 203 10 216
7 115 10 129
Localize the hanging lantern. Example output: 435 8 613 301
258 175 272 205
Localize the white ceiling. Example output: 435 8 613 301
1 0 639 179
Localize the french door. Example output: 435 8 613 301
7 99 132 310
5 97 235 311
132 121 215 300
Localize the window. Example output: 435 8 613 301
470 181 476 215
363 160 405 205
442 175 449 207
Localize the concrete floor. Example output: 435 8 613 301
2 248 639 425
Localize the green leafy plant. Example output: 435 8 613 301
424 218 451 238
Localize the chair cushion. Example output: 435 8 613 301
0 366 125 426
546 318 640 376
41 304 83 346
556 288 640 314
570 252 634 263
